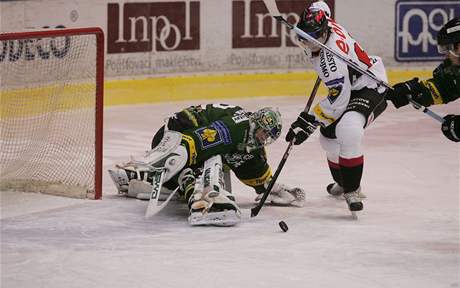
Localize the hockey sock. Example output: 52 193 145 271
339 156 363 193
327 159 343 186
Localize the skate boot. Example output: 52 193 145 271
326 182 344 196
343 188 363 212
188 185 241 226
327 183 367 199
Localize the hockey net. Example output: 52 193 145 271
0 28 104 199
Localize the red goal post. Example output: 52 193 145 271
0 28 104 199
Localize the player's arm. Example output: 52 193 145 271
386 77 445 108
229 149 305 207
387 62 460 108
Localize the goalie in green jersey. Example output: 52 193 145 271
109 104 304 226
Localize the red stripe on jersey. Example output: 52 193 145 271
339 156 364 168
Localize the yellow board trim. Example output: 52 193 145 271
240 167 272 187
105 69 433 106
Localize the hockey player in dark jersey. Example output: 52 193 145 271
386 17 460 142
285 1 387 215
109 104 304 226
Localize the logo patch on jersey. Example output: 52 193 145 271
325 77 345 86
223 152 255 168
327 85 342 104
232 110 248 124
194 120 231 150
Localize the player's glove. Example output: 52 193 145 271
285 112 318 145
386 78 425 108
441 114 460 143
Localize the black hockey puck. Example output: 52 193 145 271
279 221 288 232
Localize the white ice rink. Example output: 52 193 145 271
1 96 459 288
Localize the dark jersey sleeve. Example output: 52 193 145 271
223 148 272 194
417 59 460 106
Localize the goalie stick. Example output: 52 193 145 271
261 0 444 123
251 76 322 217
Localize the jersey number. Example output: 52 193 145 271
354 42 372 68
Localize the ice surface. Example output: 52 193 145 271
2 97 459 288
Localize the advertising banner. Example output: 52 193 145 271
395 0 460 61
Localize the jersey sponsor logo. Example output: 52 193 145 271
232 110 248 124
319 49 338 78
327 85 342 104
0 34 71 62
325 77 345 86
313 104 336 124
395 1 460 61
223 152 254 168
107 2 200 54
422 80 443 104
194 121 231 150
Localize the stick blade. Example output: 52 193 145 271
250 206 260 218
263 0 281 16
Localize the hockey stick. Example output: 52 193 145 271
261 0 444 123
251 76 322 217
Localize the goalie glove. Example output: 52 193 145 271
255 182 305 207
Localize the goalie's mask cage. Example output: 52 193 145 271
0 28 104 199
247 107 282 152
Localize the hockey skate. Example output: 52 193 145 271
255 183 305 207
343 189 363 220
327 183 366 199
188 187 241 226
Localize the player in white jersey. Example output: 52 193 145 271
285 1 388 212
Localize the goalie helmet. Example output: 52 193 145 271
246 107 282 152
437 17 460 55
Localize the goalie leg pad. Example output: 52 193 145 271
188 189 242 227
187 156 241 226
127 179 151 200
108 168 129 194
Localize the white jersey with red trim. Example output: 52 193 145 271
308 18 387 127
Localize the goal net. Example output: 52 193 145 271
0 28 104 199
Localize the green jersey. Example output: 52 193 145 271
417 59 460 106
167 104 272 192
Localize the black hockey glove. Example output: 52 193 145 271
386 78 424 109
441 114 460 143
285 112 318 145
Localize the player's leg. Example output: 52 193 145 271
188 155 241 226
336 88 388 211
336 111 366 211
319 131 344 196
109 131 187 199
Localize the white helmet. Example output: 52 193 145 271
310 1 331 18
